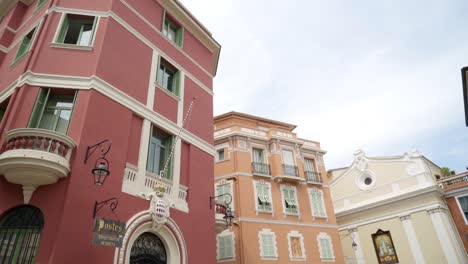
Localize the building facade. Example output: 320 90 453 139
438 170 468 252
0 0 220 263
213 112 344 263
329 149 467 264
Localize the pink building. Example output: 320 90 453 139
0 0 220 263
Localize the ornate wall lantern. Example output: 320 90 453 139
84 139 112 186
210 193 235 227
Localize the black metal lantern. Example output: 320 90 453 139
84 139 112 186
92 157 110 186
210 193 235 227
223 207 234 227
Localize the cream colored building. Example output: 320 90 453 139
328 149 467 264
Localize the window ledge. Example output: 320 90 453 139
284 212 300 217
253 173 272 179
256 209 273 214
217 258 235 263
10 50 30 68
313 215 328 219
215 158 230 164
290 257 306 261
321 258 336 262
261 256 278 260
50 42 93 51
156 84 180 101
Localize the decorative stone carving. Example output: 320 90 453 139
353 149 367 171
150 185 171 229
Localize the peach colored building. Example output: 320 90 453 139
438 171 468 252
213 112 344 263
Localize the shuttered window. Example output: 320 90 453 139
309 189 326 217
282 187 298 215
318 234 335 262
217 234 234 260
255 182 272 212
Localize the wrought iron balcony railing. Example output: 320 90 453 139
251 162 270 175
283 164 299 177
305 171 323 184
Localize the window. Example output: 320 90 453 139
457 195 468 223
317 233 335 262
217 149 225 161
309 188 327 218
14 28 36 61
56 14 97 46
282 149 294 165
28 88 76 134
282 186 298 215
254 181 272 213
157 59 181 96
215 181 233 207
259 229 277 259
162 13 183 47
0 205 44 264
0 98 10 124
253 148 265 163
217 231 234 260
146 126 174 179
35 0 46 10
288 230 305 260
304 158 315 172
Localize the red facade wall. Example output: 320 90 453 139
96 18 151 104
183 76 214 144
0 0 218 262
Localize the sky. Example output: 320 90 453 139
180 0 468 172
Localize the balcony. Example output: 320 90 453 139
251 162 271 177
122 163 188 211
274 164 304 183
437 172 468 191
0 128 76 203
305 171 323 185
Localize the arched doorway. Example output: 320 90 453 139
130 232 167 264
0 205 44 263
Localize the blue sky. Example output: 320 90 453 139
180 0 468 172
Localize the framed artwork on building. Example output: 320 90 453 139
371 229 399 264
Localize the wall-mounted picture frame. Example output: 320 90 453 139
371 229 399 264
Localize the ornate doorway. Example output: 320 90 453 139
130 232 167 264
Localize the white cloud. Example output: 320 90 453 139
180 0 468 170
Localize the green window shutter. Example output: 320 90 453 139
176 27 184 47
163 136 173 179
36 0 46 10
28 88 49 128
57 15 69 43
174 71 181 96
15 36 30 60
161 10 167 33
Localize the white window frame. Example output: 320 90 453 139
455 194 468 225
215 180 234 209
217 149 225 162
280 185 300 216
287 230 306 261
215 142 229 163
253 181 273 214
280 147 296 166
258 228 278 260
52 12 100 48
308 188 327 218
217 229 235 261
317 232 335 262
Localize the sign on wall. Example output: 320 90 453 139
93 217 126 247
371 229 399 264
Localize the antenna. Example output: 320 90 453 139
158 97 196 181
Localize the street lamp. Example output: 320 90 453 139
210 193 235 227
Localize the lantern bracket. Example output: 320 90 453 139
93 197 119 218
84 139 112 164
